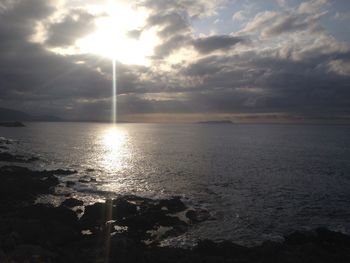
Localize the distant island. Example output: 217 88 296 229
0 121 25 127
0 107 63 122
198 120 234 124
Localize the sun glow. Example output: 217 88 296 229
103 127 126 149
77 3 157 65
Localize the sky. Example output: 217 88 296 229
0 0 350 122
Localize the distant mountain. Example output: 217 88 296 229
0 107 63 122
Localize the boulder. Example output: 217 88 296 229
158 197 186 213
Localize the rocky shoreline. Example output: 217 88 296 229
0 165 349 263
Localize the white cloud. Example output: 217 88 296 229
298 0 329 14
329 59 350 76
241 11 277 33
232 10 246 21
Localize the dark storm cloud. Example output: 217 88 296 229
0 0 55 46
192 35 245 54
147 12 190 38
144 10 192 58
0 1 118 117
179 50 350 115
153 34 190 58
0 0 350 121
45 9 97 47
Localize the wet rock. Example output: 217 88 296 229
79 198 138 230
113 197 138 219
62 198 84 208
0 166 59 208
80 196 190 241
78 177 96 183
80 202 108 229
158 196 186 213
0 137 13 145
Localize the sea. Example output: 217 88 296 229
1 122 350 246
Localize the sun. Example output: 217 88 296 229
76 2 158 65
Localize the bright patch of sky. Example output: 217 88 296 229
192 0 350 42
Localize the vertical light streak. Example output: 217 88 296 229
112 58 117 124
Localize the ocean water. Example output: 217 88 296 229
1 122 350 246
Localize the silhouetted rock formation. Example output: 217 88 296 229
1 165 350 262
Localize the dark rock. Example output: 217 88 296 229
315 227 350 246
158 197 186 213
78 177 96 183
0 166 59 208
284 230 318 245
0 249 5 262
62 198 84 208
196 239 248 257
80 196 190 241
7 245 56 263
0 137 13 145
17 204 81 246
1 232 20 252
20 204 79 227
113 197 138 219
3 165 350 263
80 202 108 229
76 208 83 214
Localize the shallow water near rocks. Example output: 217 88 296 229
1 122 350 246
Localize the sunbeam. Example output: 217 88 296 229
112 58 117 124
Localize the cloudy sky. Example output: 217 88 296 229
0 0 350 122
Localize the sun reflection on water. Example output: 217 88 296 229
100 126 129 172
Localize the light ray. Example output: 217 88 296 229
112 58 117 124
